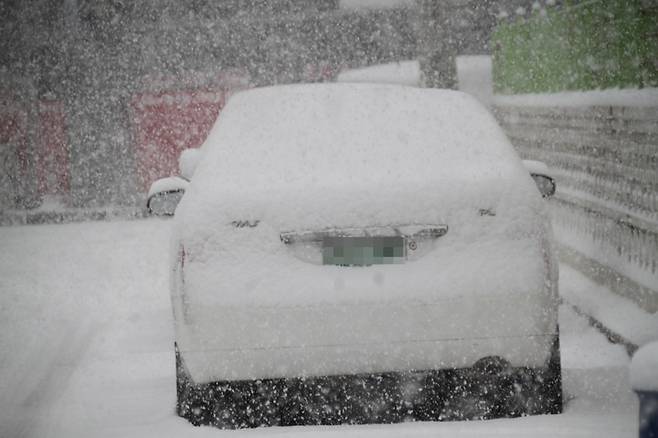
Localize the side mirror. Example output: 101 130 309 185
530 173 556 198
522 160 556 198
146 176 189 216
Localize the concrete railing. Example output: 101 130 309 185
494 104 658 313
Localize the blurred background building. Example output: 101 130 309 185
0 0 560 211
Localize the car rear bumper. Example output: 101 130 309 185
177 291 557 383
174 233 558 383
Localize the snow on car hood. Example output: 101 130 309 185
176 83 543 242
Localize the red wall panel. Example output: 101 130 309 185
37 100 69 196
131 89 224 191
0 104 28 177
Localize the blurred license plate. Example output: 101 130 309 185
322 236 405 266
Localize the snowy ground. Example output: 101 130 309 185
0 219 638 437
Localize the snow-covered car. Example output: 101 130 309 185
158 83 562 428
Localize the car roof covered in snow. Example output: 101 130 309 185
178 83 540 231
195 84 524 189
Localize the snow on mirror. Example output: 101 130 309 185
147 190 184 216
146 176 189 216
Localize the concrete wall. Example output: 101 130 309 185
495 104 658 312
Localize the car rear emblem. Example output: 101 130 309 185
231 220 260 228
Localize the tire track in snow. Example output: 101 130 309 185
0 317 103 438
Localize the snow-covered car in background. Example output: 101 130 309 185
153 84 562 428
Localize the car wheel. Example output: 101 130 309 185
437 333 562 421
175 343 211 426
440 356 511 421
504 332 563 416
539 331 563 414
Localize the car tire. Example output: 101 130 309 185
541 331 563 414
175 343 212 426
436 332 562 421
504 331 563 416
174 334 563 427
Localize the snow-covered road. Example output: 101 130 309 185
0 219 637 437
